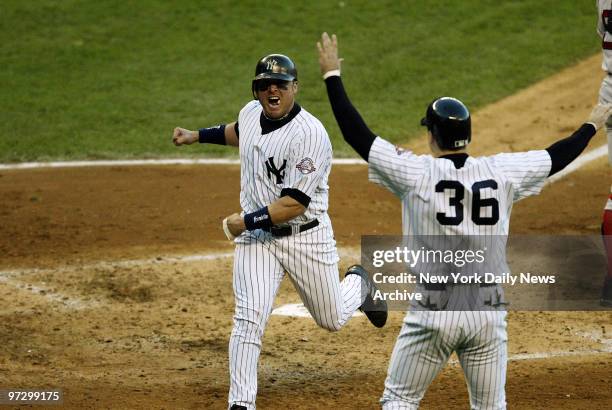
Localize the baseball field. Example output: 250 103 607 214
1 1 611 409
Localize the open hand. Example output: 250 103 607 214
317 32 342 76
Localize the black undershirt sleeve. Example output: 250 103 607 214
280 188 311 208
545 123 597 176
324 76 377 161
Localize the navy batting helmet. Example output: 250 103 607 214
420 97 471 151
251 54 297 98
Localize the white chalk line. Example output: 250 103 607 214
0 252 235 278
0 144 606 171
546 144 608 184
448 348 612 364
271 303 364 318
0 275 99 310
0 252 234 310
0 157 366 170
0 143 606 171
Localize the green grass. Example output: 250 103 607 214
0 0 600 161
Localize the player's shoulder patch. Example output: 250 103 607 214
296 157 316 174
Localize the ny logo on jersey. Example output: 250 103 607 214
265 156 287 184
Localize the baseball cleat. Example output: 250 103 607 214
601 277 612 307
230 405 247 410
345 264 388 328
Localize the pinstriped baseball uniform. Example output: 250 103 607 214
596 0 612 307
229 100 365 409
368 137 551 409
597 0 612 165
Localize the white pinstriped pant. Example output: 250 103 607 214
598 74 612 166
381 288 507 410
228 224 364 410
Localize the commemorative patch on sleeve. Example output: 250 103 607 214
296 157 316 174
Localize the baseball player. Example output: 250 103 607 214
172 53 387 410
596 0 612 306
317 32 612 409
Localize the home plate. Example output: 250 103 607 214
272 303 364 318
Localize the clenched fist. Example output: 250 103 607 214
172 127 198 146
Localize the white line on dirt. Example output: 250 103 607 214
0 252 235 278
0 252 234 310
0 157 366 170
0 248 359 279
0 249 360 307
0 276 98 310
508 350 610 360
546 144 608 184
0 249 362 311
0 144 605 171
271 303 364 318
447 349 612 364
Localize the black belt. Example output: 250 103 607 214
263 219 319 237
423 282 497 291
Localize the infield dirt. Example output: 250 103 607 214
0 55 611 409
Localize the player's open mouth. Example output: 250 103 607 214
268 96 280 107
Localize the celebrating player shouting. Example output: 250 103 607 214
317 32 612 409
172 53 387 410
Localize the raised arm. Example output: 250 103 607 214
172 121 239 147
317 32 377 161
546 104 612 176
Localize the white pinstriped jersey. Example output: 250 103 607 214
598 0 612 72
237 100 332 226
368 137 552 237
597 1 612 166
228 100 366 409
373 137 550 409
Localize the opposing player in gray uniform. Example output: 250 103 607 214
172 53 387 410
317 32 612 409
596 0 612 306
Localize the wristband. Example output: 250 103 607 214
323 69 341 80
244 207 273 231
198 125 226 145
